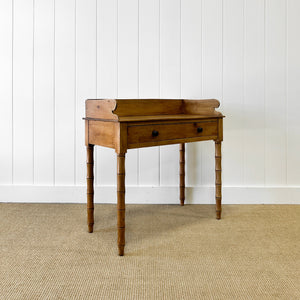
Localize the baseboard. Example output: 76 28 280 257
0 185 299 204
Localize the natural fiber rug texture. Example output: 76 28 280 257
0 203 299 300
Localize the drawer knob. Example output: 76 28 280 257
152 130 159 137
197 127 203 133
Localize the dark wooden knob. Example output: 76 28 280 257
197 127 203 133
152 130 159 137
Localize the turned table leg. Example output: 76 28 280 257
117 153 126 256
215 141 222 219
86 144 94 233
179 143 185 206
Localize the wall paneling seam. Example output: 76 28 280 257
74 0 77 185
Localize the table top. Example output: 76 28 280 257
84 99 224 122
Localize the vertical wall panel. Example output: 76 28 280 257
181 0 202 187
0 0 13 184
160 0 181 186
243 0 265 185
75 0 97 185
117 0 138 98
201 0 222 187
98 0 118 99
96 0 118 186
1 0 300 203
139 0 160 99
118 0 138 185
202 0 222 99
223 0 244 186
13 0 34 184
181 0 202 98
55 0 76 185
160 0 181 98
265 0 287 185
138 0 160 186
33 0 54 185
287 0 300 185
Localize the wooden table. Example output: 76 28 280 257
84 99 224 256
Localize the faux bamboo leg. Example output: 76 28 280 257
215 141 222 219
179 143 185 206
117 153 126 256
86 144 94 233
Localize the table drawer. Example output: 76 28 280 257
127 121 218 146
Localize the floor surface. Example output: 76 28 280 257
0 204 299 299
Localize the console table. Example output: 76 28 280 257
84 99 224 256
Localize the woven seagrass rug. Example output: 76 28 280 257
0 203 299 299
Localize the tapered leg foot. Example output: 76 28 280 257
118 245 125 256
117 221 125 256
117 153 126 256
215 141 222 220
87 144 94 232
179 143 185 206
88 224 93 233
118 227 125 256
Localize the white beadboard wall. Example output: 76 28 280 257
0 0 300 204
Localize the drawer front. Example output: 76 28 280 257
127 121 218 146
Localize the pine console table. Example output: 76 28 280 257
84 99 224 256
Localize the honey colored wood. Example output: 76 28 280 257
127 135 218 149
116 114 221 122
85 114 221 123
179 143 185 206
215 141 222 219
117 153 126 256
85 98 221 121
86 99 119 120
85 120 89 146
86 144 94 233
217 118 223 141
127 121 218 146
84 99 224 255
114 99 183 117
86 99 182 120
183 99 222 116
88 120 116 149
115 123 128 154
